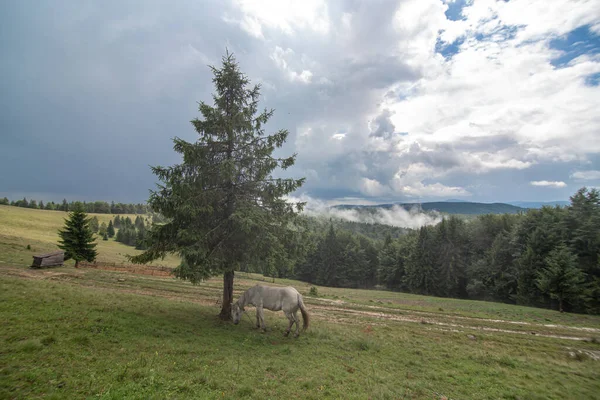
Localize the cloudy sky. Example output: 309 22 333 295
1 0 599 205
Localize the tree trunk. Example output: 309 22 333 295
74 260 79 268
559 298 564 313
219 270 234 320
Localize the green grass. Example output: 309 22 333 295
1 205 600 399
2 267 600 399
0 205 180 268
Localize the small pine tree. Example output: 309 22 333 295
107 220 115 238
103 232 109 241
89 216 99 233
58 205 98 268
39 200 45 209
113 215 121 229
99 222 108 236
0 197 9 205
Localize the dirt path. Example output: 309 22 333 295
310 297 600 334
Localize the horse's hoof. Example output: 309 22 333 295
284 331 290 337
293 333 299 338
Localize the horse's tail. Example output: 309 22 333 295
298 293 310 331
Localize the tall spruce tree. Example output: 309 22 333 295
130 52 305 319
536 245 587 312
107 220 115 238
57 205 98 268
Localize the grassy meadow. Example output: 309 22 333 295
1 205 600 399
0 205 180 268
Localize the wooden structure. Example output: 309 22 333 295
31 251 65 268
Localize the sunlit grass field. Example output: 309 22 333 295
0 205 180 268
1 205 600 399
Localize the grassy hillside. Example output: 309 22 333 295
0 205 180 268
2 266 600 399
1 204 600 399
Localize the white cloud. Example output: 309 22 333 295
571 170 600 180
392 181 471 198
231 0 599 202
359 178 390 197
270 46 313 83
286 194 442 229
530 180 567 188
231 0 329 35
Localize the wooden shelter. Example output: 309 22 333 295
31 251 65 268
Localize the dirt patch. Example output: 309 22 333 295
310 305 593 341
1 268 85 281
79 262 173 277
308 297 600 335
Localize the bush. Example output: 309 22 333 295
309 286 318 297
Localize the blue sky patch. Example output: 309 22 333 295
444 0 469 21
436 37 465 59
550 25 600 68
585 72 600 87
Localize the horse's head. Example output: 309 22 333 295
232 302 244 325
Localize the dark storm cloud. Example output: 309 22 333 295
0 0 257 202
1 0 599 205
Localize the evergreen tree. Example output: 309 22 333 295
107 220 115 238
135 219 147 250
57 205 97 268
405 226 438 295
316 225 342 286
0 197 8 205
113 215 121 229
103 232 109 241
99 222 108 236
89 216 99 233
536 245 587 312
130 52 304 320
29 200 38 209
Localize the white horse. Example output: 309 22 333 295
232 285 310 337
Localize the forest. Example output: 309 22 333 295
0 197 149 214
287 187 599 314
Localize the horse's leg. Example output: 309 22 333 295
255 310 260 329
284 311 294 337
292 310 300 337
257 306 266 332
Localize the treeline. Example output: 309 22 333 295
0 197 149 214
285 188 599 314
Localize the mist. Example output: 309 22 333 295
287 194 442 229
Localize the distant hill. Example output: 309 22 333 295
333 201 526 215
507 201 569 209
